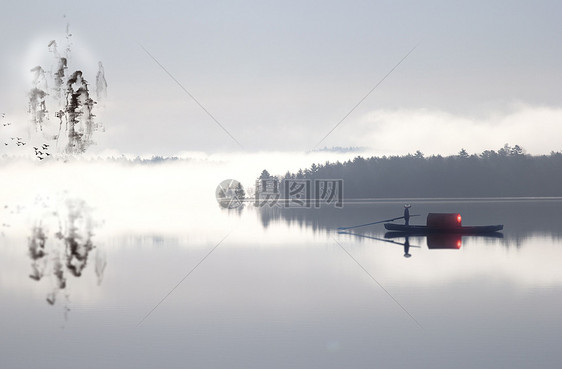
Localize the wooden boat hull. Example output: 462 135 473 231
384 223 503 234
384 231 504 239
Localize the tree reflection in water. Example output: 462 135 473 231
27 197 105 309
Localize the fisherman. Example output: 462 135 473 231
404 204 411 226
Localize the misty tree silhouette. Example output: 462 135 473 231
271 144 562 198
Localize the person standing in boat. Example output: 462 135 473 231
404 204 411 226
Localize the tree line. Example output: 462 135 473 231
264 144 562 198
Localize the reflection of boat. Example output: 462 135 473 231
384 213 503 234
338 230 422 248
384 231 503 250
426 234 462 249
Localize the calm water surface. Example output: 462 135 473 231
1 196 561 369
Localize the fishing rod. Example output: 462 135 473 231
337 230 421 248
337 215 420 230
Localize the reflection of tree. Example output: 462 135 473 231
28 227 47 281
29 226 47 260
61 198 95 276
27 198 105 309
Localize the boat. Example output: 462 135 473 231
384 223 503 234
384 212 503 234
384 229 504 238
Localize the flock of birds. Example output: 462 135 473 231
2 136 26 146
33 144 51 160
1 113 52 160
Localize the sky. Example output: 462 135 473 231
1 0 561 156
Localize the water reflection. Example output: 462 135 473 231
3 196 562 369
404 237 411 257
339 229 503 258
337 230 422 258
27 197 105 307
255 198 562 242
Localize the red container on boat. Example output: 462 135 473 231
426 213 462 228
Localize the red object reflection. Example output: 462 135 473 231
427 234 462 249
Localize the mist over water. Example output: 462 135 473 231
2 2 562 366
1 27 560 366
1 157 562 369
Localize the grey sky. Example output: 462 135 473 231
1 0 561 155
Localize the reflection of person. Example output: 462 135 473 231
404 204 411 225
404 237 411 258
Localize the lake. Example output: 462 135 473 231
1 161 561 368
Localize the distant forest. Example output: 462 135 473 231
270 144 562 198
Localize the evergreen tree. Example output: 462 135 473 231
235 182 246 200
259 169 271 179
